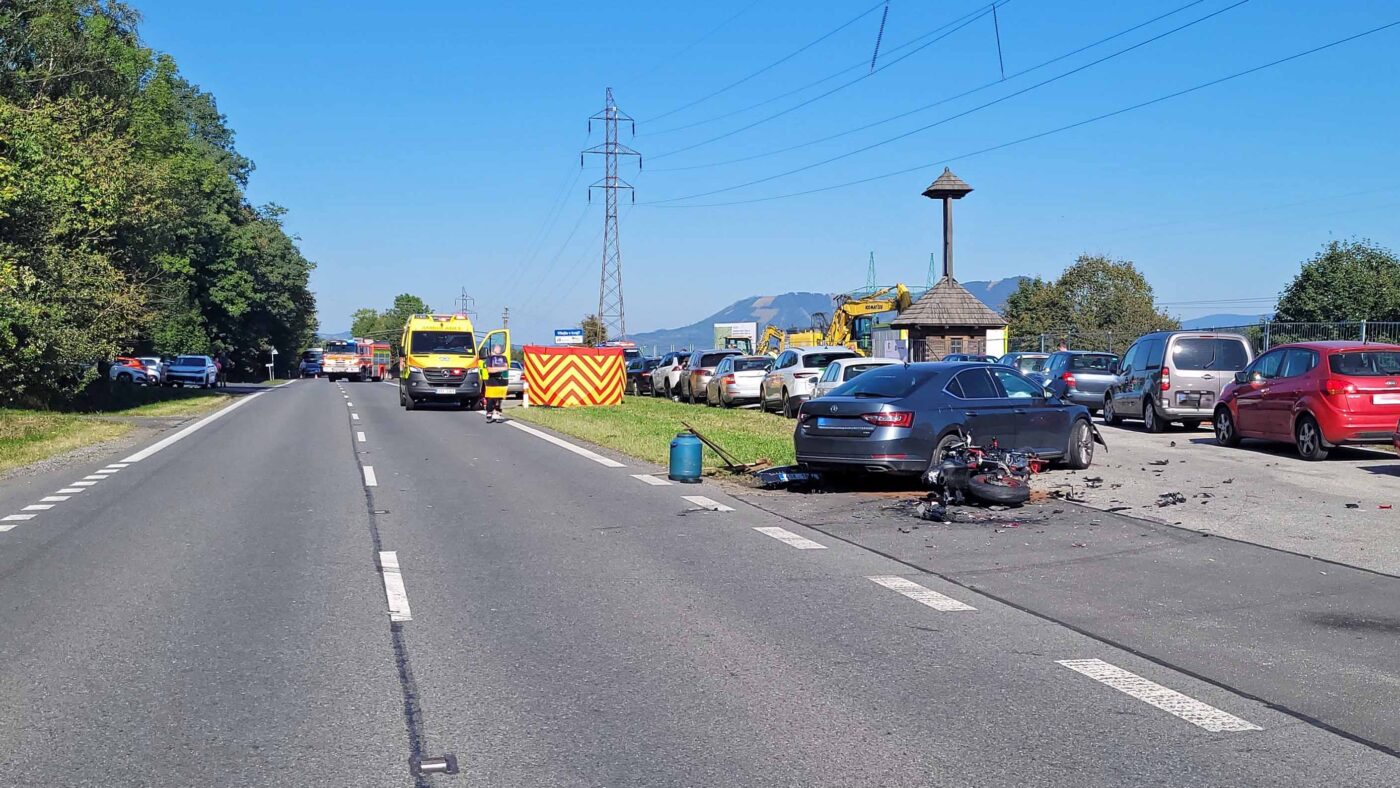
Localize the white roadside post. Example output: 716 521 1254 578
268 347 278 380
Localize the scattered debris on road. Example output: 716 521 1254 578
754 465 821 491
1156 491 1187 507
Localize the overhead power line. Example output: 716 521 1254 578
654 0 1211 173
646 0 1250 204
642 0 889 124
649 2 1005 161
642 17 1400 208
630 0 769 84
645 1 1006 138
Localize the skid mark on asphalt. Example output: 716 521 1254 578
1057 658 1262 732
753 526 827 549
867 575 976 612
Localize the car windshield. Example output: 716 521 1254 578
700 352 737 367
1329 351 1400 376
1171 338 1250 370
175 356 205 366
323 340 355 355
1012 356 1047 372
409 331 475 355
1068 354 1117 371
734 358 771 372
801 352 858 369
842 363 890 381
301 351 321 362
830 365 934 398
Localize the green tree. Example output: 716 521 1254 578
1274 239 1400 322
1004 255 1177 349
581 314 607 346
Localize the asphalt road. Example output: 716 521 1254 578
0 378 1397 786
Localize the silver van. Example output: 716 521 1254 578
1103 331 1253 432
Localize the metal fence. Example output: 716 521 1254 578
1006 321 1400 356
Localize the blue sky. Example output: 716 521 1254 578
135 0 1400 342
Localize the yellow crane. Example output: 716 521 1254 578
757 284 912 356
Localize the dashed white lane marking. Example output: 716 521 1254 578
632 474 673 486
682 495 734 512
753 526 827 549
363 466 378 487
357 431 366 442
122 389 269 463
378 551 413 622
2 514 37 522
104 463 129 469
505 421 626 468
22 504 53 511
41 496 70 502
867 575 976 612
90 470 118 476
71 481 98 487
346 402 353 407
352 413 360 421
82 475 107 480
1056 658 1262 732
56 488 84 494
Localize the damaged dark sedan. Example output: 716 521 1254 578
794 362 1099 475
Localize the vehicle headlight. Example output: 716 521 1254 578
408 365 423 374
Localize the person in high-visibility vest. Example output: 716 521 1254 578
483 344 509 422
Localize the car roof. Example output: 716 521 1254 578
1268 340 1400 352
1054 350 1116 355
830 356 898 366
794 346 856 353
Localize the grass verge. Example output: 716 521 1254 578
511 396 796 470
0 411 132 475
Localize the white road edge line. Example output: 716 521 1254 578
753 526 827 549
505 421 626 468
121 389 270 463
1056 658 1262 733
357 431 366 442
867 575 976 612
379 551 413 622
632 473 672 486
682 495 734 512
363 466 378 487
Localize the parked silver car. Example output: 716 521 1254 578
812 357 901 398
999 352 1049 374
1033 351 1118 413
165 355 218 388
137 356 167 384
682 349 743 404
1104 331 1253 432
704 355 771 407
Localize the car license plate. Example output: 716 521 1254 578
436 387 457 395
1374 393 1400 405
1176 392 1201 406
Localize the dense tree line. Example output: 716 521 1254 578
1004 254 1178 349
350 294 430 352
0 0 317 404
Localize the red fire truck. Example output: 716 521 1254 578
367 341 391 381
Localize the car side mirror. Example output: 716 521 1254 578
1233 371 1247 385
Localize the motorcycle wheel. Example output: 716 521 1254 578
967 473 1030 506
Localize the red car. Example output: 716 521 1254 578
1214 341 1400 460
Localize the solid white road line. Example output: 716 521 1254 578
2 514 37 522
378 551 413 622
682 495 734 512
121 389 269 463
22 504 53 511
351 413 360 421
867 575 976 612
1056 658 1262 733
632 474 673 486
505 421 626 468
363 466 378 487
56 488 84 494
357 431 366 442
71 481 98 487
753 526 827 549
40 496 70 502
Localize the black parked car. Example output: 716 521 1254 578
794 362 1096 476
626 356 660 396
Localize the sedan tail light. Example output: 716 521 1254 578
721 374 735 385
793 372 816 379
861 411 914 428
1159 367 1171 391
1322 378 1357 396
1061 371 1076 388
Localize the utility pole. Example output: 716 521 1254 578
582 87 640 340
455 287 477 320
502 307 510 329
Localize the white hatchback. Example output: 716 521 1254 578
811 357 902 398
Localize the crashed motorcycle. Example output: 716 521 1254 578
923 434 1042 506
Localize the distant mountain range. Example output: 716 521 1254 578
1179 313 1268 330
628 278 1028 354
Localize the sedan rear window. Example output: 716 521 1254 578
1170 338 1250 371
734 358 771 372
842 363 890 381
1068 354 1117 371
1011 356 1047 372
699 352 737 367
830 365 935 398
1329 351 1400 376
800 352 859 369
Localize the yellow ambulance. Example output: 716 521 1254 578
398 313 509 410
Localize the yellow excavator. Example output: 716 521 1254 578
758 284 912 356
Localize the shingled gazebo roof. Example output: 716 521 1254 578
892 275 1006 328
